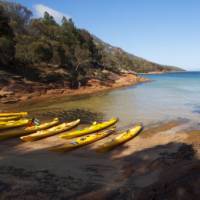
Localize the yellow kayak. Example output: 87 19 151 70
0 119 23 124
60 118 118 139
0 119 30 130
21 119 80 142
51 127 115 152
0 118 60 141
0 119 28 125
0 115 21 121
0 112 28 117
96 124 143 153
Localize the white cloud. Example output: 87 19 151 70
34 4 70 23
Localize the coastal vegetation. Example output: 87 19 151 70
0 1 182 91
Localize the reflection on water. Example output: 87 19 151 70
3 72 200 126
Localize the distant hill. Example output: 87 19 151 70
93 35 184 73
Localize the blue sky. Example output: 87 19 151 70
15 0 200 70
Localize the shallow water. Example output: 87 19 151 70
3 72 200 126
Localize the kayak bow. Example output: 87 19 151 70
96 123 142 153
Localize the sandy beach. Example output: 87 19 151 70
1 118 200 199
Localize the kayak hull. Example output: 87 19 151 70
51 127 115 152
21 119 80 142
60 118 118 139
96 124 142 153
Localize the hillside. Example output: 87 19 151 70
93 35 183 73
0 1 183 103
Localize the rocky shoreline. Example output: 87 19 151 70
139 70 185 75
0 72 148 105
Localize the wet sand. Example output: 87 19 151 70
1 118 200 199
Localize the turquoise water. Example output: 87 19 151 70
136 72 200 124
7 72 200 126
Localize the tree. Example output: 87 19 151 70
0 0 32 34
61 16 78 47
30 41 53 63
74 46 91 70
78 29 102 67
43 11 57 26
68 18 75 28
0 5 13 37
51 42 66 66
0 5 15 66
68 46 91 88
